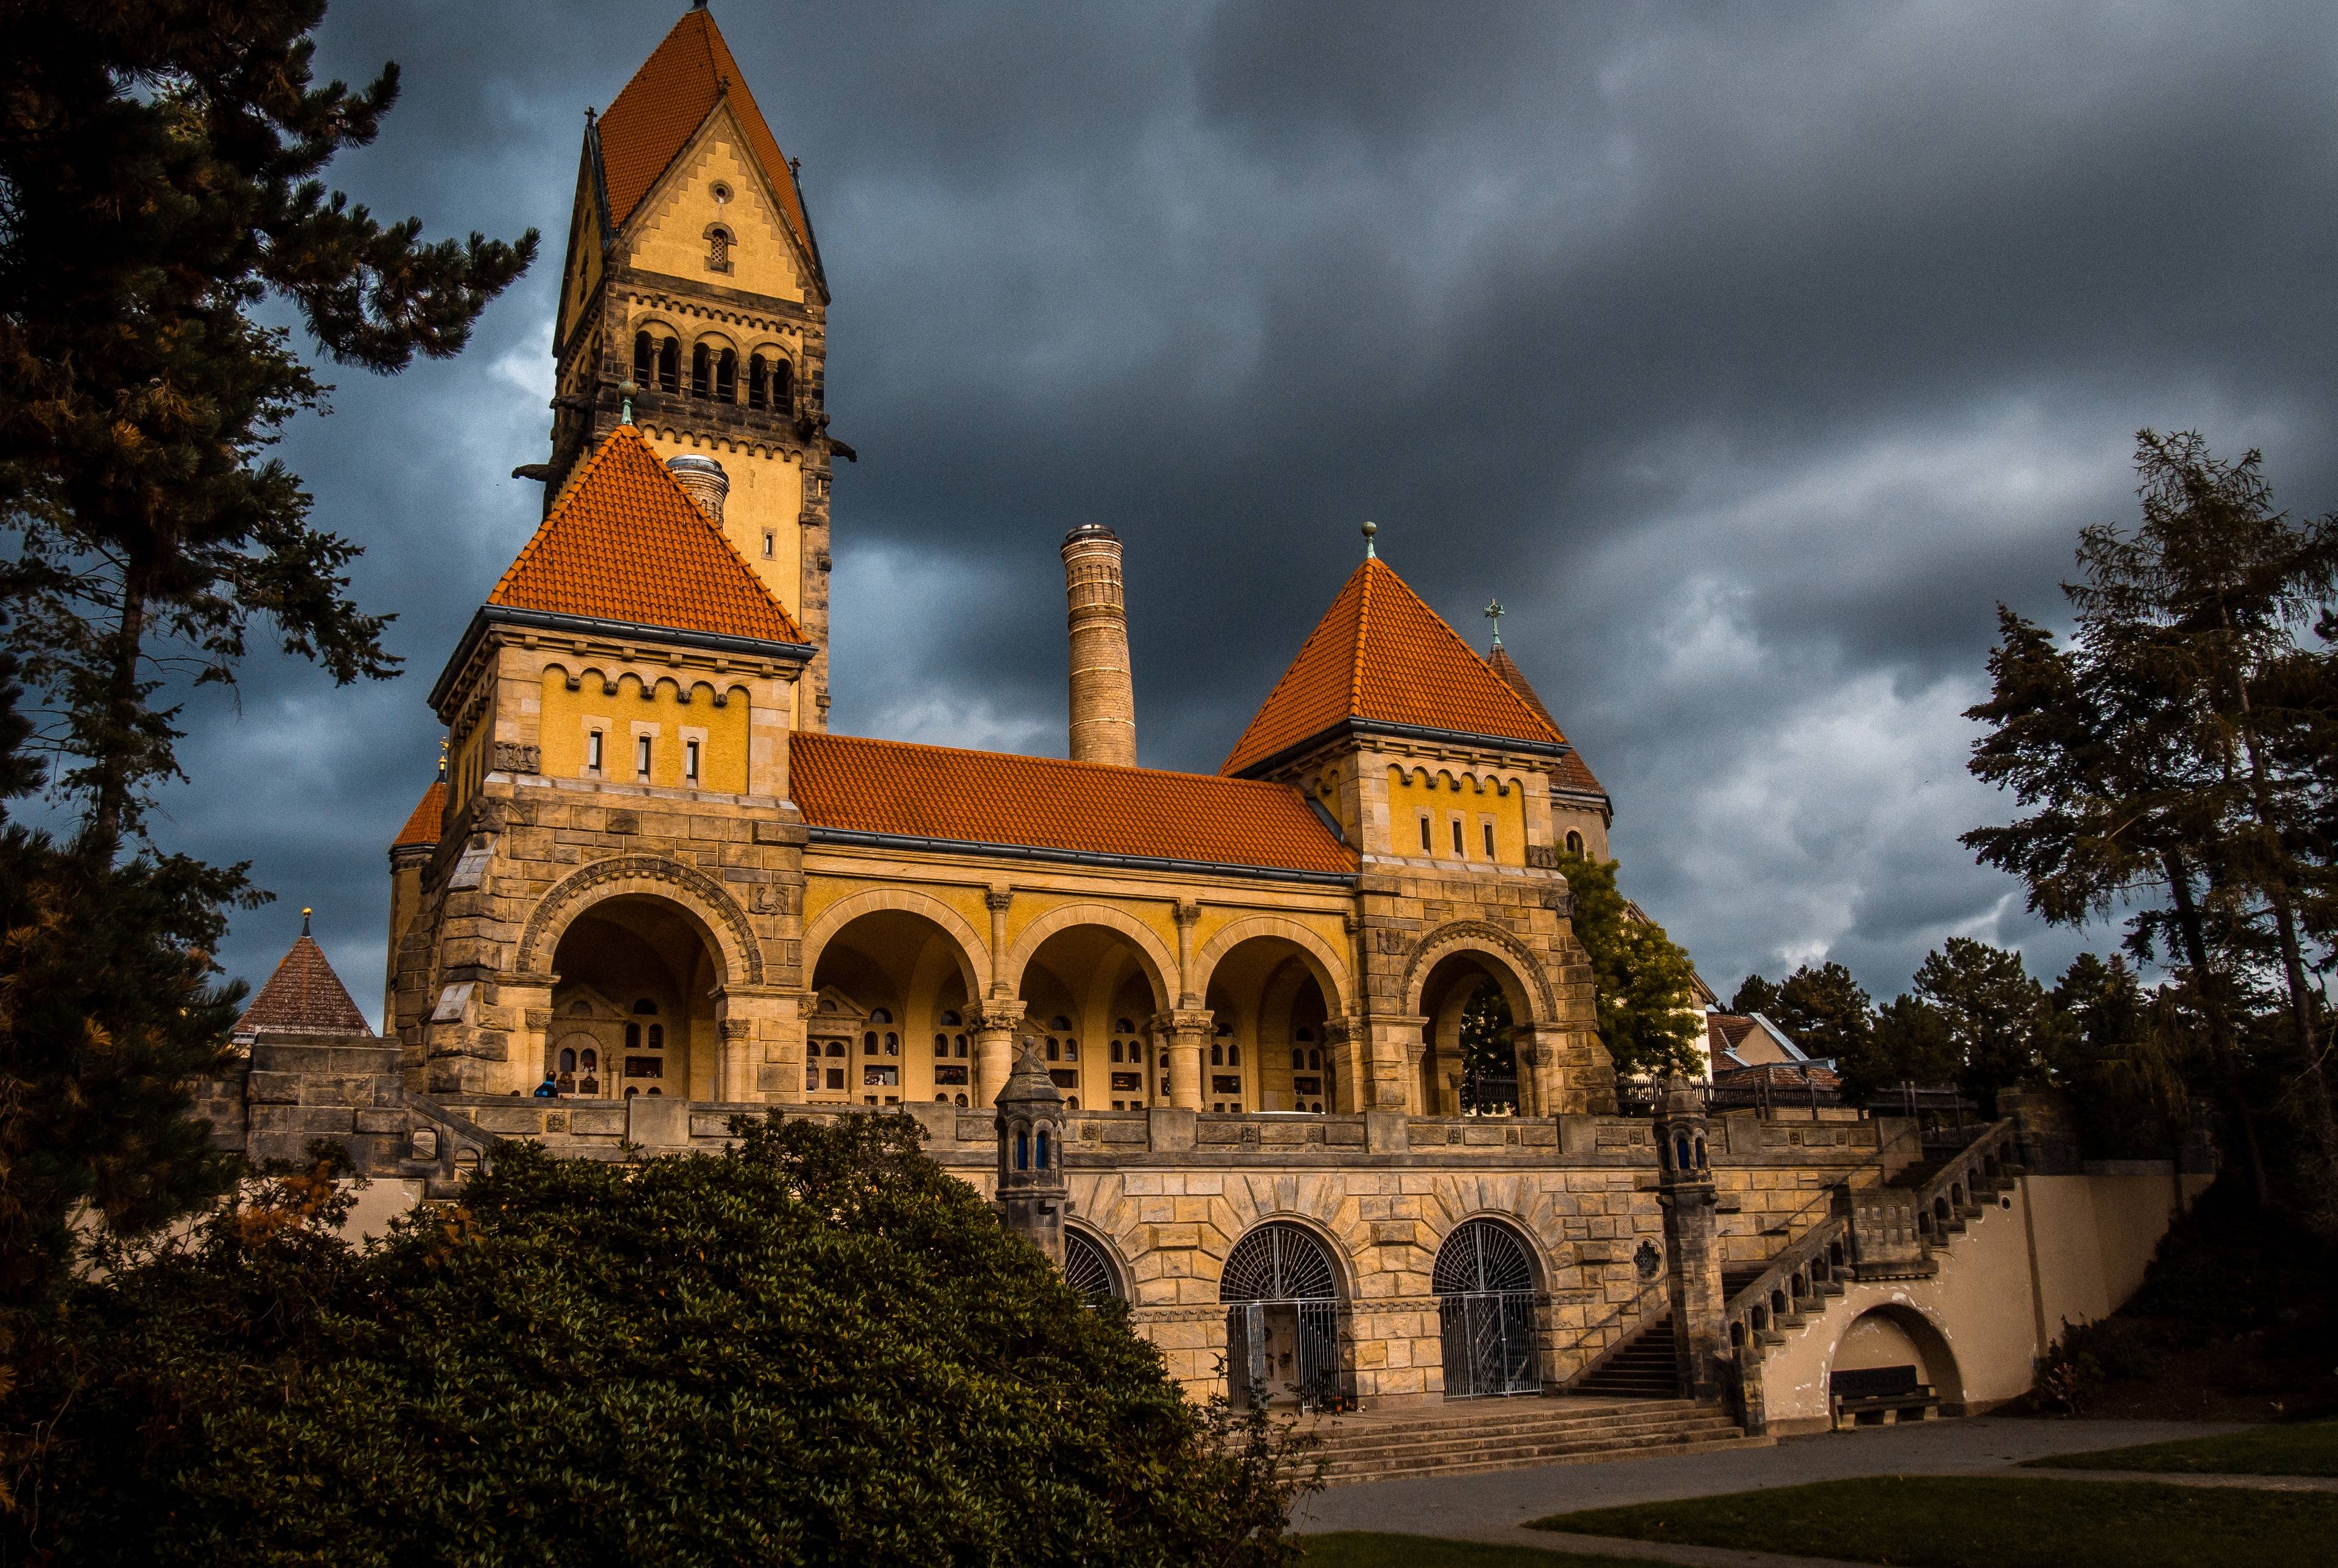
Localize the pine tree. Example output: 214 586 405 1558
1555 852 1704 1080
1773 962 1875 1066
1729 974 1783 1018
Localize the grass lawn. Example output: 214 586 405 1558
1532 1475 2338 1568
1297 1531 1652 1567
2026 1419 2338 1476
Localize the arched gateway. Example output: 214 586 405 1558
1433 1219 1542 1398
1220 1222 1347 1410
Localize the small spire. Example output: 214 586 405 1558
301 907 313 937
438 737 448 779
1483 598 1505 647
1361 520 1377 559
618 379 639 425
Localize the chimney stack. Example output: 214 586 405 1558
665 453 729 523
1061 525 1137 766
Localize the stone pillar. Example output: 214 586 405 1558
1654 1076 1727 1404
1171 899 1201 1007
1060 525 1137 767
984 886 1012 992
1319 1019 1363 1113
1156 1009 1210 1111
971 998 1024 1108
995 1044 1069 1264
1511 1023 1562 1116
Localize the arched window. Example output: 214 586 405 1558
1064 1231 1123 1304
772 355 793 410
625 1022 641 1050
580 1049 597 1071
715 347 737 402
748 354 769 409
648 1024 663 1050
1051 1015 1073 1031
1309 1048 1321 1069
1036 1129 1050 1169
1227 1044 1241 1067
1116 1017 1136 1034
826 1041 846 1058
656 336 679 394
1045 1038 1061 1062
1062 1038 1078 1061
705 224 733 273
690 343 712 398
940 1009 961 1027
935 1034 949 1057
633 331 653 386
955 1092 969 1107
863 1034 877 1055
1015 1132 1030 1171
884 1032 899 1055
1565 830 1584 856
1291 1048 1304 1069
1210 1043 1223 1066
1112 1041 1125 1063
871 1009 893 1024
954 1034 968 1057
558 1048 577 1073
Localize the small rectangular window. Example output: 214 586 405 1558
1452 818 1465 856
636 735 651 779
762 531 775 559
1483 821 1496 858
1419 816 1432 853
685 739 701 783
587 730 603 774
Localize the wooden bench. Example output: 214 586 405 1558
1830 1364 1940 1430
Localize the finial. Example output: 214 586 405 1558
438 737 448 779
1483 598 1505 647
583 106 596 125
1361 520 1377 559
790 156 802 178
618 379 639 425
301 907 313 936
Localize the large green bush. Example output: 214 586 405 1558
18 1116 1304 1566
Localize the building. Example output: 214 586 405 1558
208 5 2210 1461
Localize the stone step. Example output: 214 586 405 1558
1319 1421 1749 1468
1311 1407 1739 1457
1319 1430 1770 1483
1304 1397 1702 1438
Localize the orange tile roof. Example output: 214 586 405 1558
490 425 806 646
1221 558 1564 775
598 8 816 264
392 780 446 849
1487 644 1609 800
236 934 373 1037
792 731 1355 877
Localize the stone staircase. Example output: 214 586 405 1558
1303 1394 1769 1484
1567 1312 1682 1399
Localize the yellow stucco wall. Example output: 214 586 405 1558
627 109 807 304
538 669 753 794
634 427 805 641
1386 765 1526 866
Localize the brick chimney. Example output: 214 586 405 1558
665 453 729 523
1061 525 1137 766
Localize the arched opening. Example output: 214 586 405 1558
714 346 737 402
690 342 712 399
1220 1221 1347 1411
1063 1228 1124 1306
1416 949 1536 1116
656 336 679 394
1830 1305 1965 1418
1016 923 1167 1113
807 909 978 1107
633 330 654 387
1201 936 1335 1113
1433 1218 1542 1398
748 352 771 410
547 895 722 1099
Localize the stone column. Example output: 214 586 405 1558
1171 899 1202 1007
1319 1019 1363 1114
971 998 1024 1108
1510 1023 1561 1116
1654 1077 1727 1404
1156 1008 1210 1110
984 886 1012 995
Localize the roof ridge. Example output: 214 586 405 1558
1375 565 1560 746
1350 559 1375 718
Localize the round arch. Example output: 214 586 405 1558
1062 1223 1127 1304
1400 920 1555 1024
1825 1304 1964 1408
516 855 762 985
1431 1213 1548 1295
1190 916 1353 1018
1218 1219 1347 1303
1000 902 1177 1010
801 888 988 998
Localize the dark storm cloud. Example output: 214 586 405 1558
140 1 2338 1020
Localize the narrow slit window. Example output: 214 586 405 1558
586 729 603 774
1419 816 1432 853
684 739 701 783
690 343 711 399
748 354 768 409
635 735 651 779
1483 820 1496 858
715 348 737 402
762 530 775 559
1452 817 1464 856
633 331 653 386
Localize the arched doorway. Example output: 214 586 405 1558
1434 1219 1542 1398
1221 1222 1347 1410
1415 948 1536 1116
1200 936 1336 1114
1831 1306 1964 1414
807 908 980 1107
548 895 721 1099
1063 1228 1124 1306
1014 922 1168 1112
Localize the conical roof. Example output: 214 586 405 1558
597 7 818 269
1486 643 1608 800
1221 558 1562 775
995 1043 1062 1110
490 425 806 646
392 779 446 850
236 932 373 1038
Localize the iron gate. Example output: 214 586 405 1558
1226 1299 1347 1409
1433 1218 1543 1398
1221 1222 1350 1410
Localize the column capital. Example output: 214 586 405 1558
1151 1007 1214 1037
1171 898 1202 928
969 998 1026 1032
983 886 1015 913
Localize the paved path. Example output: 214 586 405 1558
1292 1415 2260 1563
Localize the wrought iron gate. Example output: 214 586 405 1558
1433 1219 1543 1398
1221 1222 1350 1410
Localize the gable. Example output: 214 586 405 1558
623 102 807 304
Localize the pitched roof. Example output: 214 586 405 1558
1487 643 1609 800
392 780 446 849
236 934 373 1038
597 8 816 262
1221 558 1565 775
792 731 1355 877
490 425 806 646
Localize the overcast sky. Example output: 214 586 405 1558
132 1 2338 1025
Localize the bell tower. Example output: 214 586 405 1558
528 3 849 731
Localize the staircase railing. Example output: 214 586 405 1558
1911 1117 2020 1243
1720 1212 1850 1354
1552 1275 1669 1391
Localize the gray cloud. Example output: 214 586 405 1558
121 0 2338 1020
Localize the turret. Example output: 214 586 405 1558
1654 1075 1725 1402
1061 525 1137 766
994 1043 1070 1262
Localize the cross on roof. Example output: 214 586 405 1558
1483 598 1504 646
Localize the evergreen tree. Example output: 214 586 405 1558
2045 953 2193 1158
1556 852 1704 1080
1772 961 1875 1065
1908 937 2051 1101
1850 994 1959 1103
1729 973 1783 1017
1456 980 1517 1112
20 1117 1311 1566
